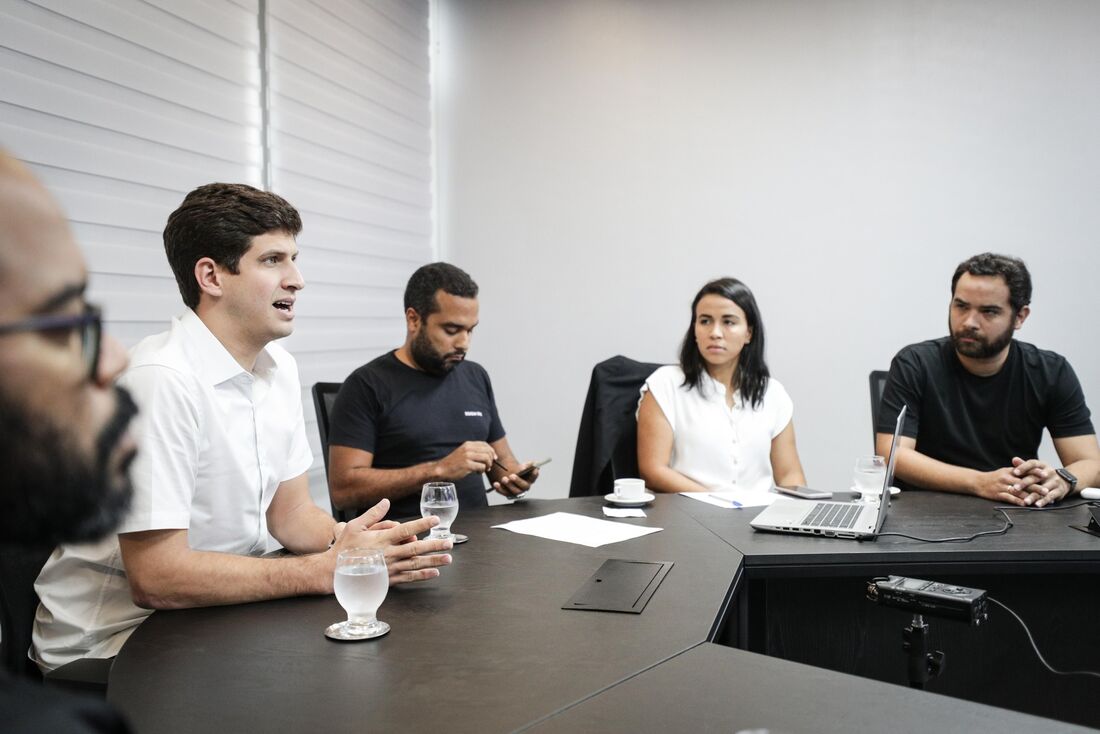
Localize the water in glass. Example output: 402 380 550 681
421 482 459 539
334 562 388 625
325 548 390 641
853 455 887 492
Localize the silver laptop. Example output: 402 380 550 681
750 405 906 540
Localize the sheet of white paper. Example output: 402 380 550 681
679 489 779 509
493 512 661 547
602 507 646 518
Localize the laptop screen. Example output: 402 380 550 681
874 404 907 532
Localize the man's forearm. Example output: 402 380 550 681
266 473 339 554
1064 459 1100 494
270 502 338 554
121 544 331 610
892 447 980 495
332 461 444 510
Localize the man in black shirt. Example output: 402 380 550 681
328 263 539 518
0 151 134 731
876 252 1100 507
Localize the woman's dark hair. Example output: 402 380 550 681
679 277 770 409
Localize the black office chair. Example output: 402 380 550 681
569 355 663 498
869 370 889 445
0 544 113 694
311 382 354 522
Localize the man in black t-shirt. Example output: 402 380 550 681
876 252 1100 507
328 263 539 519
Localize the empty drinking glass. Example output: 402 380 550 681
325 548 390 641
421 482 459 540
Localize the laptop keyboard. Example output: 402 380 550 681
802 502 862 529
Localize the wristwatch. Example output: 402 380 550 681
1055 467 1078 495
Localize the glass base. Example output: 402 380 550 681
324 619 390 641
431 529 469 543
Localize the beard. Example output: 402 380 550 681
410 329 464 377
0 386 138 546
950 320 1015 360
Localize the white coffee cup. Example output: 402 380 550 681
614 478 646 499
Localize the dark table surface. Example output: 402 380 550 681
108 496 742 734
677 489 1100 574
530 642 1097 734
107 493 1100 733
679 490 1100 728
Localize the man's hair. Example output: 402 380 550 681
163 183 302 309
951 252 1032 313
404 262 478 317
679 277 771 410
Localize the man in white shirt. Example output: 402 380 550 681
33 183 452 672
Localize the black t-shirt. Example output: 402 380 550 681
0 673 131 733
329 352 506 519
877 337 1094 489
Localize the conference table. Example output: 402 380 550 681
107 492 1100 733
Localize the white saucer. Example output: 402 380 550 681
854 485 900 497
604 492 655 507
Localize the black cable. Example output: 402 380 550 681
988 597 1100 680
876 499 1099 543
877 507 1013 543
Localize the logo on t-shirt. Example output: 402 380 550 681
464 411 483 417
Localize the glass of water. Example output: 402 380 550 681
852 455 887 498
325 548 390 641
421 482 459 540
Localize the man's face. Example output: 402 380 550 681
0 162 138 544
216 231 304 348
948 272 1027 360
408 291 479 376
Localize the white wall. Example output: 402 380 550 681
436 0 1100 496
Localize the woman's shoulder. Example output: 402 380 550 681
644 364 686 391
761 376 793 405
648 364 683 381
764 375 787 393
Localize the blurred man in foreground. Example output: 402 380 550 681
0 150 135 731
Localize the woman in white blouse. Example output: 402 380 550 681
637 277 806 493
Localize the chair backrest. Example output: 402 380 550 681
569 356 663 497
311 382 349 521
869 370 889 446
0 543 54 679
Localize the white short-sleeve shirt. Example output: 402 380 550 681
640 365 794 493
33 310 313 671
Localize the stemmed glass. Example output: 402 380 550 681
324 548 390 641
421 482 463 542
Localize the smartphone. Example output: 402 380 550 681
775 485 832 500
512 457 551 479
489 458 552 487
